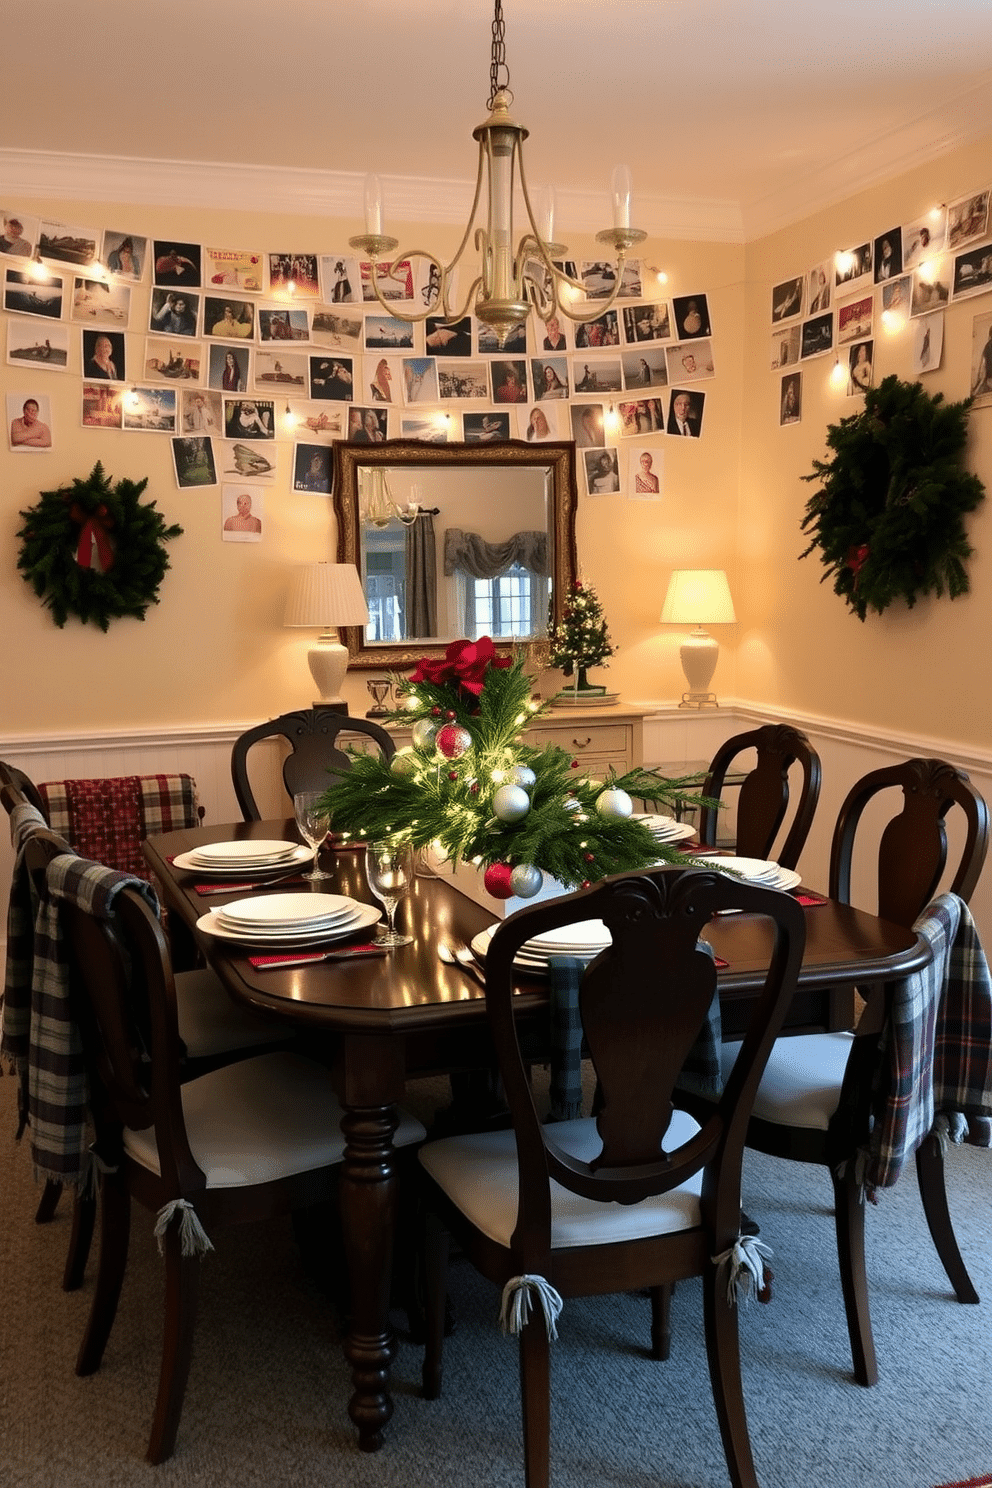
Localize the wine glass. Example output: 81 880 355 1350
293 791 334 882
364 842 414 947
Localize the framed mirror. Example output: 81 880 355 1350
332 440 578 670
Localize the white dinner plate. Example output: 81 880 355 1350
173 844 315 876
647 822 698 845
691 858 802 893
196 900 381 946
470 931 600 975
187 839 300 865
526 919 611 951
214 892 355 927
214 909 356 935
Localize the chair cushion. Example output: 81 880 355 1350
418 1109 703 1250
175 968 293 1059
124 1052 425 1188
722 1033 853 1130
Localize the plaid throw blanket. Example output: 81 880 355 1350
865 893 992 1192
2 835 157 1188
2 803 62 1123
38 773 200 882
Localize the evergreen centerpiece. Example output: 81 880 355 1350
548 577 614 695
319 637 708 896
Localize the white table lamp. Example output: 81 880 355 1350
660 568 736 708
284 562 369 710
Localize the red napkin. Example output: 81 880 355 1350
247 942 385 969
794 892 828 907
194 876 311 896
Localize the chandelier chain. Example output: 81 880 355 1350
488 0 510 108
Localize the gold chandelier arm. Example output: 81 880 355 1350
515 162 630 326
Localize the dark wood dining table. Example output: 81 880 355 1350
145 818 932 1453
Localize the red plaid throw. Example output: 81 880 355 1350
38 774 201 882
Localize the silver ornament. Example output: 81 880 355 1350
510 863 543 898
411 717 437 753
595 787 633 820
506 764 536 789
389 749 417 778
493 783 530 823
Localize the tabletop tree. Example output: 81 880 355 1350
547 577 614 695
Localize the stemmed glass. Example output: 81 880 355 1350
293 791 334 882
364 841 414 947
366 678 392 718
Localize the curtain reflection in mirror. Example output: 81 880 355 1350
444 527 549 640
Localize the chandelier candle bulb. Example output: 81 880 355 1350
611 164 633 231
364 174 383 236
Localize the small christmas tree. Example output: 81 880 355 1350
548 578 614 693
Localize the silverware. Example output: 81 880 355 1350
194 869 310 895
438 941 486 988
250 944 388 970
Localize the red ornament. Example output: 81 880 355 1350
448 770 458 781
584 852 595 863
580 879 591 890
470 780 480 794
483 862 514 899
431 706 442 717
570 759 579 769
445 709 456 720
436 722 472 760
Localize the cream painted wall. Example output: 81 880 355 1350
739 133 992 753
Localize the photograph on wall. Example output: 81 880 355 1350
224 397 275 439
771 275 804 323
622 302 670 343
364 354 401 403
202 247 262 293
583 447 620 495
573 357 622 393
81 382 123 429
799 312 834 360
667 387 705 437
82 329 126 382
203 296 255 339
293 442 332 493
969 310 992 406
103 230 146 281
947 190 990 251
310 305 363 350
153 241 201 287
267 253 320 298
621 347 667 389
4 267 64 318
581 259 641 299
416 259 445 310
425 316 471 356
38 219 98 268
206 343 248 390
436 361 489 399
629 446 662 498
149 288 199 337
254 349 307 391
531 356 569 400
570 402 605 447
879 276 911 319
463 412 511 443
71 276 131 327
770 325 801 369
836 295 872 344
401 411 453 442
320 255 361 304
181 389 222 435
171 435 217 488
491 359 529 403
400 357 439 403
1 211 38 259
911 311 943 375
222 485 264 542
618 398 665 437
290 402 345 442
951 242 992 301
360 258 415 303
365 314 415 351
218 439 277 482
574 309 620 348
7 391 53 451
348 406 389 442
834 242 873 293
517 403 562 442
847 340 874 396
258 305 310 342
665 339 715 382
538 315 570 353
902 210 946 271
7 318 70 371
477 319 527 355
671 294 711 339
873 229 902 283
910 260 951 317
145 339 203 383
779 371 802 426
122 385 177 433
309 355 354 400
807 260 832 314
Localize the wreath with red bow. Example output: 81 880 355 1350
16 461 183 631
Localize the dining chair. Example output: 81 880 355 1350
684 756 989 1388
418 865 806 1488
231 706 397 820
697 723 822 870
21 828 425 1464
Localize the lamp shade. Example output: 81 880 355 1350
284 562 369 629
660 569 736 626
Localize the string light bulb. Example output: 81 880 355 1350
830 355 847 388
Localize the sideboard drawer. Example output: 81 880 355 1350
527 723 630 755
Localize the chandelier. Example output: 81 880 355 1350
348 0 646 346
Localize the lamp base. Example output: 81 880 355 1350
307 629 350 710
678 691 719 710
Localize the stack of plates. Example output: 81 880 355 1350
173 839 314 876
690 854 801 892
633 812 698 846
471 918 611 976
196 892 381 945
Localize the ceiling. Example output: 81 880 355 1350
7 0 992 241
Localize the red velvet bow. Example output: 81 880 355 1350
846 543 870 578
69 502 115 572
409 636 511 697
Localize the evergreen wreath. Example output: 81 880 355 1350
800 375 985 621
16 461 183 631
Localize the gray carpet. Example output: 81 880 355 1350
1 1069 990 1488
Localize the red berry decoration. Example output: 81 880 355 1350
484 862 514 899
584 852 595 863
580 879 591 890
445 709 456 720
431 706 442 717
448 770 458 781
435 723 472 760
570 759 579 769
